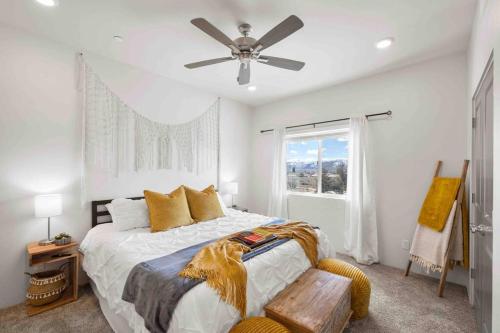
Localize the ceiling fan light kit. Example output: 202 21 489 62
185 15 306 85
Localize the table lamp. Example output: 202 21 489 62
35 194 62 246
224 182 238 207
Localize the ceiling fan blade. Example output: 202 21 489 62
252 15 304 52
191 18 240 52
257 55 305 71
184 57 235 69
237 63 250 85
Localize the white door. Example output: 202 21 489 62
471 59 493 333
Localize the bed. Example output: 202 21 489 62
80 198 334 333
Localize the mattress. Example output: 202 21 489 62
80 209 334 333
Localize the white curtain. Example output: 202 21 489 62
267 128 289 218
344 117 379 264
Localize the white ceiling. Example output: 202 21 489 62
0 0 477 106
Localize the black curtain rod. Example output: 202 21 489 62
259 110 392 134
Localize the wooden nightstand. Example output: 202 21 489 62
231 205 248 212
26 241 79 316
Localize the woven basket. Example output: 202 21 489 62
26 269 67 306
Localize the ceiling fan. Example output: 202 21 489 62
184 15 305 85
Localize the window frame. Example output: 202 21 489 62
285 128 349 199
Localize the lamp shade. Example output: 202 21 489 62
223 182 238 195
35 194 62 218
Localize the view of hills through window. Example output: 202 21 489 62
287 135 348 195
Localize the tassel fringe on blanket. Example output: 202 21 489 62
409 254 444 273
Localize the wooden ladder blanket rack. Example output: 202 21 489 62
404 159 469 297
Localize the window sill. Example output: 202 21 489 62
287 192 346 200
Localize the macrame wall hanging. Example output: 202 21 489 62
81 58 220 181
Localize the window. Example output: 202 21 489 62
286 132 348 196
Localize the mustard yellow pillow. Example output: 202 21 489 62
144 187 193 232
184 185 224 222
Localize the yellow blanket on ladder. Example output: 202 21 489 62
418 177 461 231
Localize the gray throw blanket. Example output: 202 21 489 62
122 219 287 333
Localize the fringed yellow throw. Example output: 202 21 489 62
180 238 250 318
179 222 318 319
260 222 319 267
418 177 461 231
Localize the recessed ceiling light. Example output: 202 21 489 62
113 35 124 42
247 85 257 91
35 0 58 7
376 37 394 49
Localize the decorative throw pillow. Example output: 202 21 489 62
144 187 194 232
105 198 149 232
183 185 225 222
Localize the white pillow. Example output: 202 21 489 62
216 192 229 216
105 198 150 231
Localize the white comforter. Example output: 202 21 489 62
80 209 334 333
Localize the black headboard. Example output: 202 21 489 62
91 196 144 228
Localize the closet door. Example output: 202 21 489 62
471 59 493 333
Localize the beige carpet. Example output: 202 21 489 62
341 255 476 333
0 256 476 333
0 287 113 333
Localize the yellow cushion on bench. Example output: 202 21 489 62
318 258 371 320
229 317 290 333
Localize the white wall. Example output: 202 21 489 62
250 53 469 286
0 24 252 308
467 0 500 328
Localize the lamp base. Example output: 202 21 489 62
38 239 54 246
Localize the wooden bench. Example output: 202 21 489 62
265 268 352 333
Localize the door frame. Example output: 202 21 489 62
470 51 494 307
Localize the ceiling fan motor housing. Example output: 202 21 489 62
233 37 257 52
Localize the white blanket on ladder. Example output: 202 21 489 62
409 201 463 272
